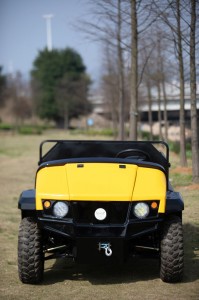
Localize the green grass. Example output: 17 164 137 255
0 130 198 300
17 125 43 135
170 173 192 187
0 123 14 130
0 123 52 135
72 128 115 137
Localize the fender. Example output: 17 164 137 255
18 189 36 210
166 190 184 213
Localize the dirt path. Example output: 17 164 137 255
0 132 198 300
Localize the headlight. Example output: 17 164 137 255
133 202 149 219
53 201 69 218
94 208 107 221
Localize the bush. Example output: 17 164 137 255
72 128 115 137
18 126 43 135
168 141 180 154
140 131 159 141
168 141 191 157
0 123 13 131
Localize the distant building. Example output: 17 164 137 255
139 95 199 124
89 89 199 125
88 93 104 115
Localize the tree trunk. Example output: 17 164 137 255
162 79 168 142
157 80 163 140
63 104 69 130
190 0 199 183
117 0 125 140
146 79 153 140
156 35 163 141
111 104 118 139
105 45 119 140
160 56 168 141
176 0 187 167
129 0 138 140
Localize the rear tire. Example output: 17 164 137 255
160 215 184 283
18 217 44 284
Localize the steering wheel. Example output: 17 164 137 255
115 149 151 161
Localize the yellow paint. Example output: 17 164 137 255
132 167 166 212
66 163 137 200
36 162 166 213
36 166 70 210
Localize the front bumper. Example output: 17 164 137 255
38 214 163 240
38 213 164 263
39 214 163 263
38 199 162 239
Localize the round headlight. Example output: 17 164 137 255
133 202 149 219
53 202 69 218
94 208 107 221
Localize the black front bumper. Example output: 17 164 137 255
38 213 163 262
38 214 163 240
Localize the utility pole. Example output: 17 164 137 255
43 14 54 51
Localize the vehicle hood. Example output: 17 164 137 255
65 163 138 201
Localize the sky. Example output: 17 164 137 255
0 0 102 85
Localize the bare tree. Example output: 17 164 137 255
160 56 169 141
101 45 118 138
6 72 32 127
117 0 125 140
0 66 6 108
189 0 199 182
146 78 154 139
129 0 138 140
176 0 187 166
78 0 127 139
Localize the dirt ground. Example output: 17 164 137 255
0 131 198 300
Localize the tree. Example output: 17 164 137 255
117 0 125 140
5 72 32 126
189 0 199 183
31 48 91 126
0 66 6 107
101 45 119 138
176 0 187 166
129 0 138 140
78 0 128 139
153 0 187 165
55 73 92 129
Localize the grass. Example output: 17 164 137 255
170 173 193 187
0 130 198 300
0 123 51 135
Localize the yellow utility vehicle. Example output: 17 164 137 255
18 140 184 284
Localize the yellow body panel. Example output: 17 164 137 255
132 167 166 212
36 166 70 210
66 163 137 201
36 163 166 213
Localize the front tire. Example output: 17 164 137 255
160 215 184 283
18 217 44 284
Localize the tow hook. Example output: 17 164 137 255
98 242 112 257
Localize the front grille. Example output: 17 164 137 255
71 201 130 225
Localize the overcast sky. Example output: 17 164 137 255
0 0 102 84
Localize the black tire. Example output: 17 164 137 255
18 217 44 284
160 215 184 283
